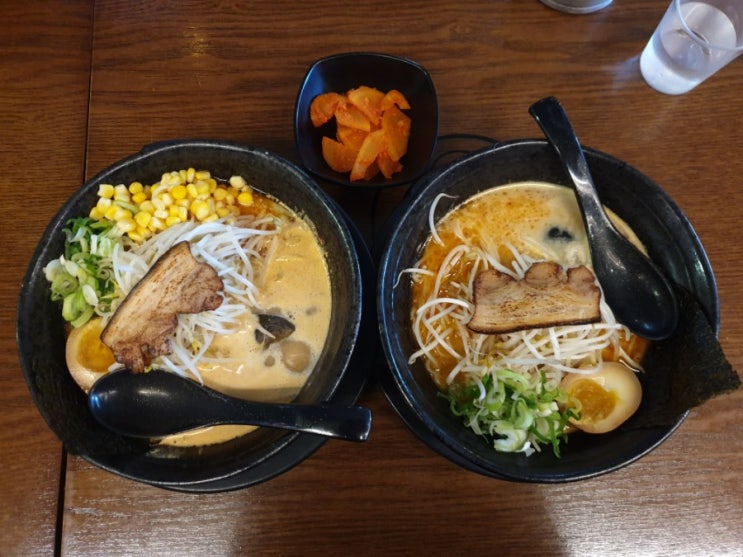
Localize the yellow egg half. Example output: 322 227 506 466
561 362 642 434
65 317 116 392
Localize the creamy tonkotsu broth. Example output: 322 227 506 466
48 167 336 450
161 210 332 448
411 181 649 390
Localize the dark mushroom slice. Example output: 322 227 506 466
255 313 296 347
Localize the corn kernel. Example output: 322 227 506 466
152 197 166 212
186 184 198 198
165 215 181 227
114 184 131 202
216 206 230 218
112 207 133 221
230 175 247 188
128 181 144 195
127 230 144 244
161 172 180 187
116 217 137 233
195 181 210 196
96 197 112 211
186 167 196 184
98 184 115 199
154 209 168 220
104 206 118 220
171 185 188 200
89 207 105 220
237 191 253 206
160 192 174 207
203 213 219 223
190 200 210 221
131 191 148 204
195 170 211 181
136 226 151 240
139 200 156 214
134 211 152 228
149 216 165 231
213 187 228 201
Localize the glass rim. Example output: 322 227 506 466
673 0 743 53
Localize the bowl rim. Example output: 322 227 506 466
377 138 719 482
294 51 439 189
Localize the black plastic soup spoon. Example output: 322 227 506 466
89 369 372 442
529 96 678 341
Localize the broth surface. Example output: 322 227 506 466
412 181 648 390
161 213 332 447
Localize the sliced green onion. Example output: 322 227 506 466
44 216 121 327
445 369 572 457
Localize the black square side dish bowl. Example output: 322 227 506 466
17 139 377 492
294 52 439 188
377 139 719 483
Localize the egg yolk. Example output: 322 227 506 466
66 317 117 392
568 379 618 422
561 362 642 434
74 319 116 371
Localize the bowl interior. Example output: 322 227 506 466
294 52 439 188
378 139 718 482
17 140 365 488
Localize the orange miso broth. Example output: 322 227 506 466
410 181 648 398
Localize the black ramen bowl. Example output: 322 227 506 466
377 139 718 483
294 51 439 188
17 139 377 492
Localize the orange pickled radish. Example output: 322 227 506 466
336 125 368 151
381 104 411 162
381 88 411 111
322 137 358 173
310 92 344 127
334 103 371 132
310 86 411 182
347 86 386 125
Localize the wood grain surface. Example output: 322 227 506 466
2 0 742 555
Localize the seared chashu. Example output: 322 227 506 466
101 241 224 373
467 261 601 334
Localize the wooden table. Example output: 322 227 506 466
3 1 741 555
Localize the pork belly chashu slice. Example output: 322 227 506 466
467 261 601 335
101 241 224 373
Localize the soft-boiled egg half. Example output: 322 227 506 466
65 317 117 392
560 362 642 434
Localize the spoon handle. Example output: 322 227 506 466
528 96 614 236
216 396 373 442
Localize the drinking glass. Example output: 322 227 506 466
640 0 743 95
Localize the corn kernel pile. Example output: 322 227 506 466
89 168 254 243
